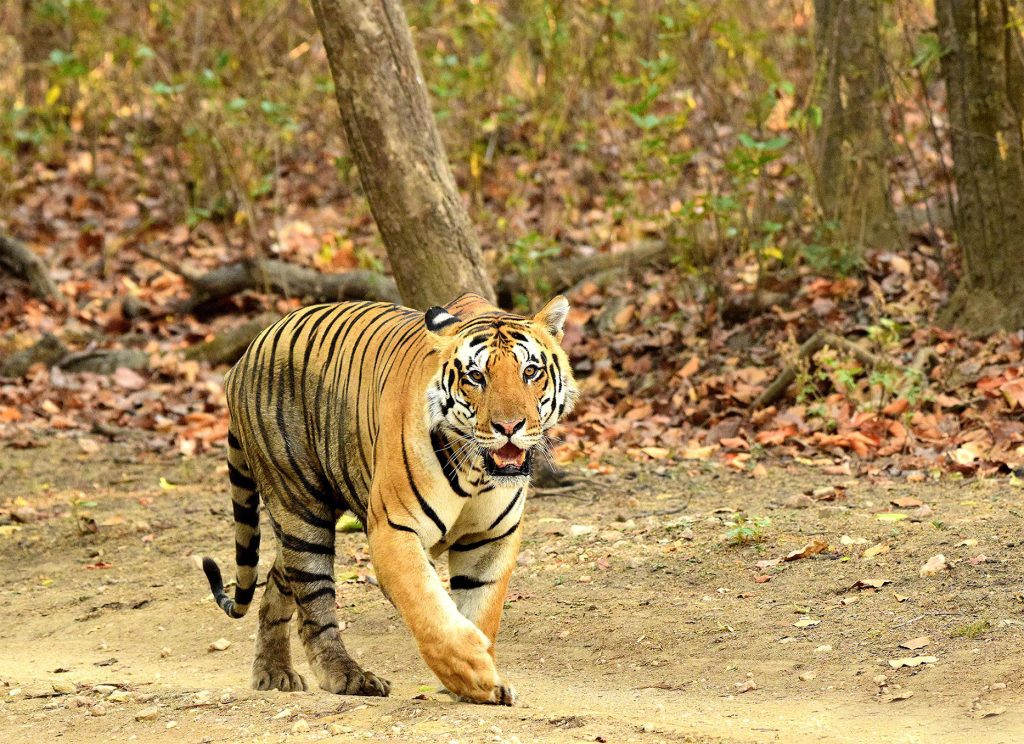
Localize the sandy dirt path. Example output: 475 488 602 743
1 442 1022 742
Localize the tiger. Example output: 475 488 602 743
201 292 577 705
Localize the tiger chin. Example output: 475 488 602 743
201 292 577 705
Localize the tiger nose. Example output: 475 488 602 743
492 419 525 436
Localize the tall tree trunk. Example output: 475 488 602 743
813 0 899 252
936 0 1024 333
309 0 495 309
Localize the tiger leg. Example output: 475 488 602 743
448 525 522 662
252 558 306 692
368 517 515 705
272 504 389 697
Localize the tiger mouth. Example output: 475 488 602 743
484 443 533 477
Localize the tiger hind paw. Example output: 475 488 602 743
252 661 307 692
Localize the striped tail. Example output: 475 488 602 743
203 428 261 619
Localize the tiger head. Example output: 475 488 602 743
426 296 578 480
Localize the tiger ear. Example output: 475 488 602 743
533 295 569 340
424 306 461 336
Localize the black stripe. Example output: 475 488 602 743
302 620 338 640
227 431 242 449
382 500 418 535
236 536 260 566
488 487 523 530
296 586 336 604
402 435 447 536
450 521 519 552
228 462 256 491
431 429 471 498
231 499 259 528
287 569 334 584
279 531 334 555
234 582 256 605
450 575 494 591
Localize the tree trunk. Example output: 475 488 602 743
309 0 495 309
813 0 899 252
936 0 1024 333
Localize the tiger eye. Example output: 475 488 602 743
523 365 538 380
468 370 485 384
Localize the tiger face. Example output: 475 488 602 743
426 297 578 480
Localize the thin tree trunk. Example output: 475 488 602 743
936 0 1024 333
813 0 899 252
309 0 494 309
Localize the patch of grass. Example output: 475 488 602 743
951 619 991 639
725 513 770 545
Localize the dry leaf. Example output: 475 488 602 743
852 578 891 590
899 636 930 650
793 617 820 628
784 539 829 561
862 544 889 560
919 554 948 577
888 656 936 669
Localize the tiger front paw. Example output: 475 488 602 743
421 621 515 705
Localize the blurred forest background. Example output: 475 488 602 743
2 0 1024 477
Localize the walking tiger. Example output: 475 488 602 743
202 292 577 704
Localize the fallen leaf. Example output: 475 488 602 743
784 539 829 561
888 656 936 669
862 544 889 560
852 578 891 590
919 554 947 577
112 366 146 391
899 636 931 650
890 497 922 508
755 558 782 569
793 617 820 628
955 539 978 548
640 446 670 460
876 513 908 522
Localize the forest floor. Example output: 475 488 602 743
1 440 1022 743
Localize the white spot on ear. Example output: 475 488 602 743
425 307 461 332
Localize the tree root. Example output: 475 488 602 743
0 232 63 302
750 331 895 410
184 312 282 366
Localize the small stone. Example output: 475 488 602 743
11 507 39 523
569 525 595 538
990 682 1007 691
52 681 76 695
107 690 130 702
273 707 292 720
815 645 833 653
135 706 160 721
160 647 171 658
165 720 177 729
798 671 816 681
783 494 814 509
90 703 107 717
94 685 116 695
599 530 624 542
641 723 655 733
291 719 310 734
208 638 231 652
328 723 353 735
220 689 236 704
874 675 888 687
919 554 947 577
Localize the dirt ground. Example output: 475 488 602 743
1 440 1022 743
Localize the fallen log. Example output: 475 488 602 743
0 232 63 302
178 258 401 313
750 331 894 410
184 312 282 366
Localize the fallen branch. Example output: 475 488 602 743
0 232 63 302
178 258 401 313
184 312 282 366
750 331 895 410
497 240 671 301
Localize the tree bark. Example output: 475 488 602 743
813 0 899 252
309 0 495 309
936 0 1024 333
0 232 63 302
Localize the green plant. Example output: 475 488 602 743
726 513 770 545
